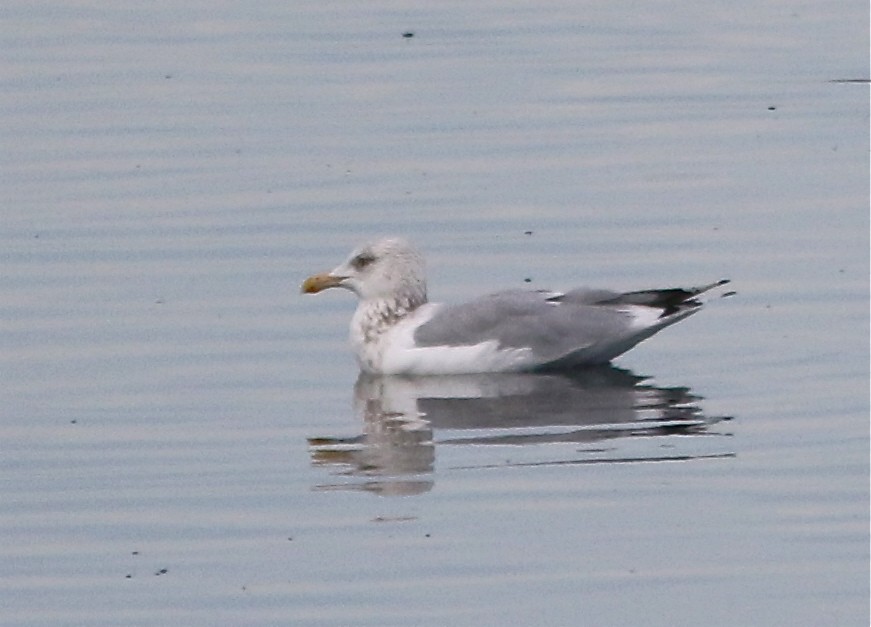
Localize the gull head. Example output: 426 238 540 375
301 237 427 305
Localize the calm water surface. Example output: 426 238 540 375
2 1 868 625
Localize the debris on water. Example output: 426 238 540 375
402 32 414 38
372 516 416 523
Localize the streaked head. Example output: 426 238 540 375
301 237 427 304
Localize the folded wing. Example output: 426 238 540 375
413 281 729 369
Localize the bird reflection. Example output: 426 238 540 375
308 366 732 496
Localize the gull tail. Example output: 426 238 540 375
601 279 732 317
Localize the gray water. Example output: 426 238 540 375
2 1 868 625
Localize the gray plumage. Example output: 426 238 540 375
414 281 730 369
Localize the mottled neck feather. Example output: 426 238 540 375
356 290 426 343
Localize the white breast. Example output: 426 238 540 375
350 302 533 375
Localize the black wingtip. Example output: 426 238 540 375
691 279 731 297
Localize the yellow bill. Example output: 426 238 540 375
301 272 344 294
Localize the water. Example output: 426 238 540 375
2 1 868 625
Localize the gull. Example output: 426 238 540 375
301 237 729 375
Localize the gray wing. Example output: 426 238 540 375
414 282 729 368
413 289 636 364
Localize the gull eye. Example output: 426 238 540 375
351 253 376 270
